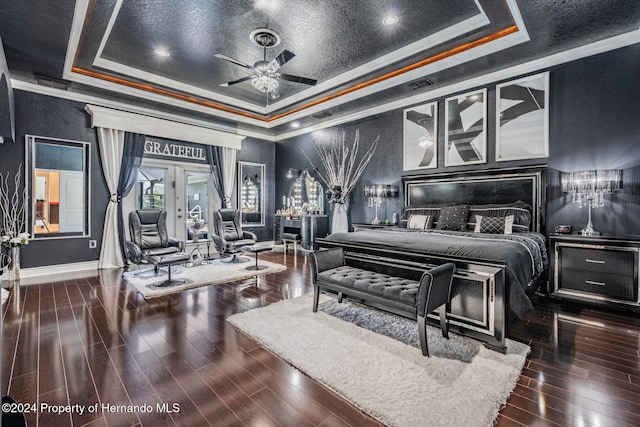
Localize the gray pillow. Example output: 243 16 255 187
435 205 469 231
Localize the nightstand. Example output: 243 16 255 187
549 234 640 312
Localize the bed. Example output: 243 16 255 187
315 166 548 352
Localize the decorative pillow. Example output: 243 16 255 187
435 205 470 231
467 201 532 232
408 214 432 230
474 214 514 234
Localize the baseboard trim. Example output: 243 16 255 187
8 261 100 279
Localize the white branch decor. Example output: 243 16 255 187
304 129 380 204
0 164 29 248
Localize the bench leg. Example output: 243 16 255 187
313 285 320 312
338 292 343 303
439 304 449 339
417 315 429 357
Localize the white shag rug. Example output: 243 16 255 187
227 294 530 427
123 259 286 298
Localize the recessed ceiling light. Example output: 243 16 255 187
291 122 300 128
382 15 399 26
155 49 170 57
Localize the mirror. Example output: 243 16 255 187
238 161 265 226
287 170 324 214
27 135 90 238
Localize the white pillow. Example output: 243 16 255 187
474 214 515 234
408 214 432 230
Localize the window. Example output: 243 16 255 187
27 135 90 238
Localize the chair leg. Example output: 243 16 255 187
313 285 320 312
417 315 429 357
439 304 449 339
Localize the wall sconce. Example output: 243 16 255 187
561 169 622 236
364 184 398 224
286 168 301 179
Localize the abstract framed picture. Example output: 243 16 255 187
496 72 549 162
445 88 487 167
403 102 438 170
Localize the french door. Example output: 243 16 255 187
134 161 213 242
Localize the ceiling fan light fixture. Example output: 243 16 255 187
251 74 280 94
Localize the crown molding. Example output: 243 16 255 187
276 27 640 141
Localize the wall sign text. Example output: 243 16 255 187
144 140 206 161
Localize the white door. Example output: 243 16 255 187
58 171 84 233
135 162 213 242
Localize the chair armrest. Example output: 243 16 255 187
242 230 258 241
417 263 456 316
168 236 185 251
310 247 345 284
211 234 228 253
125 241 144 265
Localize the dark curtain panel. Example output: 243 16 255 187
206 145 227 206
117 132 145 262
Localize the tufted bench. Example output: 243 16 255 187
311 247 455 357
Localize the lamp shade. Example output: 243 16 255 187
364 184 398 198
562 169 622 194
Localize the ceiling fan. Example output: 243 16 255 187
215 29 317 99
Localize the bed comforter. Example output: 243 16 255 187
324 229 548 318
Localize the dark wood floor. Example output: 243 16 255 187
2 251 640 426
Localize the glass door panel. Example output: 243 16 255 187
186 170 210 241
136 167 166 210
135 163 211 242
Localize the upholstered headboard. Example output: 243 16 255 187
401 166 546 233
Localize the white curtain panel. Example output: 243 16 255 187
97 127 126 269
222 147 237 208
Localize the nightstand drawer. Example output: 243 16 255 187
559 268 636 301
559 246 634 276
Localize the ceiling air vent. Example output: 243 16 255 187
312 111 332 119
34 74 70 90
406 78 433 90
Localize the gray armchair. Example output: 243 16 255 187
212 208 257 263
126 209 189 287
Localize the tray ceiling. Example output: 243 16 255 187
1 0 639 139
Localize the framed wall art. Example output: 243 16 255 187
403 102 438 170
444 88 487 167
496 72 549 161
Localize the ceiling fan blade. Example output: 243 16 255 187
219 76 254 87
274 50 295 67
214 53 254 70
279 73 317 86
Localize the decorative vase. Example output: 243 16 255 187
192 231 199 243
189 246 204 266
331 203 349 234
6 246 20 283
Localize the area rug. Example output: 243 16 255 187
227 294 530 427
123 259 286 298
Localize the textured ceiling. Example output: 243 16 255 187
1 0 640 139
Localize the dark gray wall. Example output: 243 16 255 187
277 43 640 236
2 90 274 268
7 90 107 268
4 42 640 270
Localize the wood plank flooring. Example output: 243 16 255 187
2 251 640 426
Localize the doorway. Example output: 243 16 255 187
134 162 213 242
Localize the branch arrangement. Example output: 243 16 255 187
303 129 380 204
0 164 30 248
